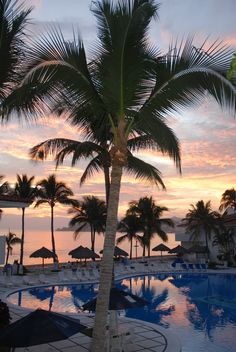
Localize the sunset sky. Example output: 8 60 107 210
1 0 236 232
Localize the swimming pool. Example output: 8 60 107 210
7 273 236 352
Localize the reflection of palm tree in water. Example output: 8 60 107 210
70 284 97 310
29 286 56 311
118 275 175 327
184 275 234 340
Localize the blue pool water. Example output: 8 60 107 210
8 274 236 352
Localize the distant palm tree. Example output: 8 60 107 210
213 229 235 262
14 174 36 265
128 197 174 257
181 200 222 257
219 188 236 212
5 231 21 265
69 196 107 252
35 174 74 261
0 0 31 104
0 175 9 219
117 214 142 259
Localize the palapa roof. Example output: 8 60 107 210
152 243 170 252
69 246 100 259
30 247 56 259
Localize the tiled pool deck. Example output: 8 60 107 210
1 262 236 352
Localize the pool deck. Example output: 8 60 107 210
1 262 236 352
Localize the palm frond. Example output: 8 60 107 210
125 154 165 188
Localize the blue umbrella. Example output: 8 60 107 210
0 309 87 348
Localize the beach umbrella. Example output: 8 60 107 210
152 244 170 258
100 246 128 258
169 245 188 255
0 309 87 349
30 247 56 268
82 287 148 311
68 246 100 261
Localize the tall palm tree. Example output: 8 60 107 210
2 1 236 350
14 174 35 265
0 175 9 219
35 174 74 261
128 196 174 257
0 0 31 104
68 196 107 252
117 214 142 259
181 200 222 256
219 188 236 212
5 231 21 265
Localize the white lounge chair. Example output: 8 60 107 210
58 271 69 283
23 276 36 286
39 274 50 284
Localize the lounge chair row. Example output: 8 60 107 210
0 268 100 288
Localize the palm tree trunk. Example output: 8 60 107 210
142 245 145 257
91 225 94 252
20 208 25 265
91 162 123 352
104 165 110 205
130 237 133 259
51 205 56 262
205 232 209 260
5 247 10 265
148 243 151 257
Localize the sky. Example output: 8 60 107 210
0 0 236 232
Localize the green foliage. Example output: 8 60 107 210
219 188 236 211
0 0 31 102
181 200 222 255
127 196 173 256
227 54 236 80
69 196 107 251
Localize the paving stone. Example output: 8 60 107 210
139 331 162 339
138 339 164 348
50 339 77 348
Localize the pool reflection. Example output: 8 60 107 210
7 274 236 352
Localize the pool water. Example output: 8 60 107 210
8 274 236 352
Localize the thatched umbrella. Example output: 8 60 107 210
152 243 170 258
68 246 100 261
100 246 128 258
169 245 188 255
0 309 87 350
30 247 56 268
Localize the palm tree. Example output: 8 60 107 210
219 188 236 212
29 132 174 205
181 200 222 256
128 196 174 257
14 174 35 265
0 0 31 104
68 196 107 252
5 231 21 265
35 174 74 261
0 175 9 219
213 229 235 262
117 214 142 259
2 1 236 350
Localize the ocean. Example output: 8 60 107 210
2 229 180 265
